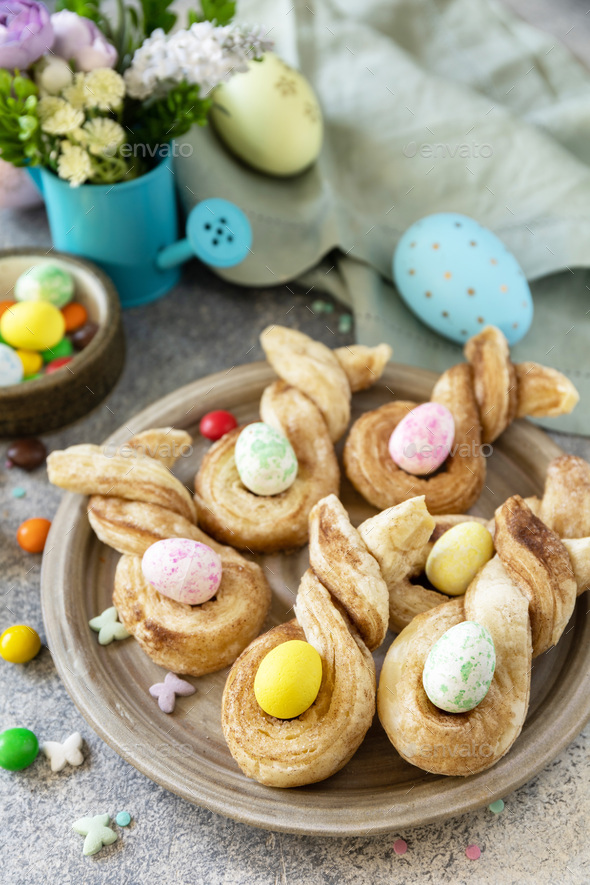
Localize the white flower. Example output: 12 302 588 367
38 97 84 135
62 72 90 110
83 68 125 111
79 118 125 157
36 57 73 95
57 141 93 187
124 21 273 101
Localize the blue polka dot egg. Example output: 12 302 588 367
393 213 533 345
235 422 298 496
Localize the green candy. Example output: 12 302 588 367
422 621 496 713
41 336 74 363
15 264 74 309
234 422 298 496
0 727 39 770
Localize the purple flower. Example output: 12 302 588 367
0 0 54 70
51 10 117 72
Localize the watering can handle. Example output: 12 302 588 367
156 237 194 270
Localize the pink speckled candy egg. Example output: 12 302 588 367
389 402 455 476
141 539 222 605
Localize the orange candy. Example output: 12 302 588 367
17 518 51 554
0 300 15 319
61 302 88 333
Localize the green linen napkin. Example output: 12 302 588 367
175 0 590 434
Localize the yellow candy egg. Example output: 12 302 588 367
16 349 43 378
0 625 41 663
1 301 65 351
426 521 494 596
254 639 322 719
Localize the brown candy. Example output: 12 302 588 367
71 321 99 351
7 437 47 471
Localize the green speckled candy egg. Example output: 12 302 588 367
422 621 496 713
235 422 298 496
15 264 74 309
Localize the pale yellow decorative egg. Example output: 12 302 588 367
211 52 323 177
254 639 323 719
426 521 494 596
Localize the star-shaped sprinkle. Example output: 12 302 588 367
149 672 196 713
72 814 118 856
41 732 84 772
89 607 131 645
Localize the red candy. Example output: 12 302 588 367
199 410 237 441
45 357 73 374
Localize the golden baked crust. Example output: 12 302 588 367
221 493 413 788
195 326 391 553
48 428 272 676
113 552 270 677
195 383 340 552
378 491 587 777
344 325 578 515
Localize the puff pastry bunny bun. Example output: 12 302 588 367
344 325 578 515
48 428 271 676
221 493 434 787
195 326 391 553
378 455 590 776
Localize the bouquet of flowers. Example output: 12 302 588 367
0 0 272 186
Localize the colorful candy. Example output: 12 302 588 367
254 639 323 719
16 348 42 378
0 342 24 386
0 727 39 770
116 811 132 827
72 814 117 856
199 409 238 441
422 621 496 713
389 402 455 476
235 422 298 496
149 671 196 713
88 607 130 645
17 517 51 553
0 625 41 663
1 300 65 351
0 299 15 319
7 437 47 470
426 522 494 596
46 356 73 374
61 301 88 332
15 263 74 309
41 336 74 363
142 538 222 605
71 321 99 351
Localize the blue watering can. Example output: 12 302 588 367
30 158 252 308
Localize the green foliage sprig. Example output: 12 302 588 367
0 71 41 166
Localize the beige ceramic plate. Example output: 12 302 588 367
41 362 590 836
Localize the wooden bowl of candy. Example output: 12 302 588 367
0 249 125 437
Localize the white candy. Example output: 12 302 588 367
41 732 84 772
0 342 24 386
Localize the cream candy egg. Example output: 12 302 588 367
426 521 494 596
389 402 454 475
423 621 496 713
211 52 323 177
393 212 533 345
141 539 222 605
254 639 323 719
0 343 24 386
235 422 298 496
1 300 65 351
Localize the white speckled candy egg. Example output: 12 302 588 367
141 538 222 605
211 52 323 177
423 621 496 713
389 402 454 475
235 422 298 496
0 342 24 386
393 213 533 345
15 263 74 308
